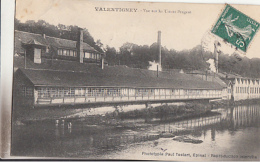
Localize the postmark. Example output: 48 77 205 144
211 4 260 52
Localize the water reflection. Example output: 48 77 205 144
11 104 260 159
226 105 260 130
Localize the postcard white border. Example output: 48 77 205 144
1 0 260 159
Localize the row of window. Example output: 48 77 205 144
58 49 77 57
57 49 101 59
37 88 75 98
235 87 260 94
236 79 260 85
183 89 221 95
84 52 101 60
35 87 222 98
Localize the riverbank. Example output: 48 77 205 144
210 98 260 109
14 98 260 126
15 101 219 127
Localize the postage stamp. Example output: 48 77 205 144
212 4 260 52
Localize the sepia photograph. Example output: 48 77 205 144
2 0 260 160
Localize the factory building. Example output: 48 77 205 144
14 29 104 67
224 77 260 101
13 67 224 108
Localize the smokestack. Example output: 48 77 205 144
158 31 162 68
77 28 84 63
157 65 159 77
101 57 104 69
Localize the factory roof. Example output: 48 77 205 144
16 66 224 90
14 30 101 54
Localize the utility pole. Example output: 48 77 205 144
214 41 221 73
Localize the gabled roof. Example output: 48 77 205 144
26 39 46 46
223 79 232 86
14 30 101 54
17 67 224 90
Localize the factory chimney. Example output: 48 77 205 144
77 28 84 63
158 31 162 68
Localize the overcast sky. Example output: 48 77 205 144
15 0 260 58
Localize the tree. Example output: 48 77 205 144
105 46 117 66
14 18 103 53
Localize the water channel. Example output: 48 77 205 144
11 104 260 160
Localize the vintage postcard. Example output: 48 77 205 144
2 0 260 160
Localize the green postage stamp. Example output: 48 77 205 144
212 4 260 52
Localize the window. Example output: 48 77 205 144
97 54 100 60
148 89 154 96
75 88 86 97
69 50 73 56
58 49 62 55
46 46 50 53
20 86 33 97
165 89 171 95
69 88 75 96
184 90 188 95
21 87 26 96
121 88 128 96
63 49 67 56
50 88 58 97
153 89 159 96
84 52 90 58
57 88 63 97
28 88 33 96
92 53 96 59
171 89 175 94
127 88 135 96
136 89 150 97
63 88 70 97
38 87 50 98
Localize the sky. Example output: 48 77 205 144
15 0 260 58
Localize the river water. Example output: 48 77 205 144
11 104 260 160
